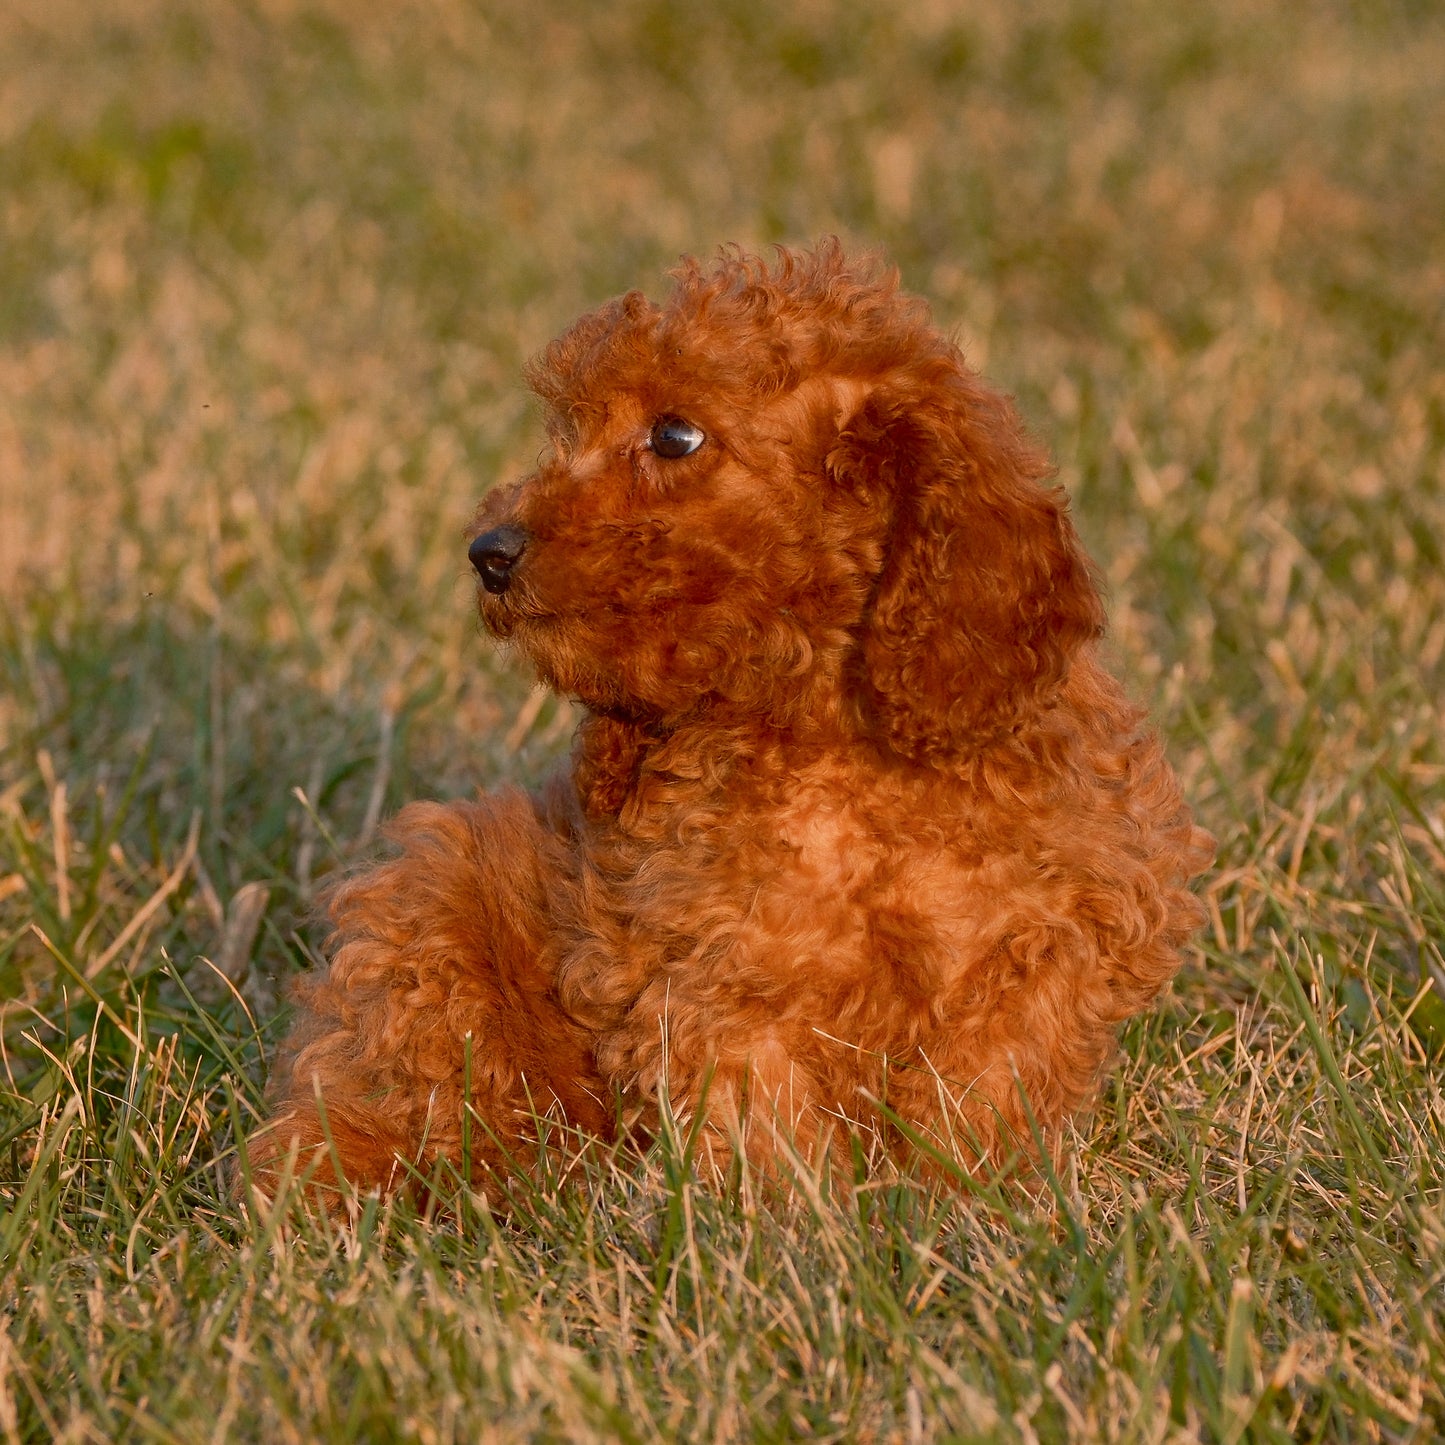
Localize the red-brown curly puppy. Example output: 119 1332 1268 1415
251 242 1212 1203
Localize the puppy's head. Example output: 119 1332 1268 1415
471 241 1102 757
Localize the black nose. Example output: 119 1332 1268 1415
468 525 529 595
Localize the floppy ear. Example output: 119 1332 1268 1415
829 368 1104 762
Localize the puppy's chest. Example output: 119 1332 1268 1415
563 780 993 999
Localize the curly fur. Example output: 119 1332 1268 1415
250 241 1213 1202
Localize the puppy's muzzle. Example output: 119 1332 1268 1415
469 525 530 595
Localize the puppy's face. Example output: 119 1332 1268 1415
471 297 882 721
470 245 1100 753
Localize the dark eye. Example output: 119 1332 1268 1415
648 416 705 459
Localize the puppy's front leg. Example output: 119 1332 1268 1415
246 785 609 1207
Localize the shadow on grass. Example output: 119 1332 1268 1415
0 599 426 1166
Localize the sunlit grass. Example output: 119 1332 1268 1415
2 0 1443 1439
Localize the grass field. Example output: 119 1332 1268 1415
2 0 1443 1439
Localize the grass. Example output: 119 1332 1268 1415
1 0 1443 1438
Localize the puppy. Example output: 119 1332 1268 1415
251 241 1211 1202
